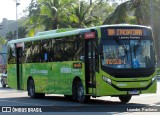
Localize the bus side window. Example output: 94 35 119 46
44 39 53 62
25 42 33 63
73 36 84 61
49 39 55 62
32 41 40 62
8 44 16 64
54 38 63 61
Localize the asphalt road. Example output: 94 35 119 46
0 78 160 115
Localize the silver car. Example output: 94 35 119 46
1 71 7 87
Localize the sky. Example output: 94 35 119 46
0 0 31 22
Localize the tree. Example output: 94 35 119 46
5 26 28 40
27 0 114 35
18 26 28 38
54 0 114 28
28 0 77 36
0 36 7 51
67 1 99 28
0 36 6 45
92 0 115 24
103 0 160 25
6 31 16 41
103 1 131 24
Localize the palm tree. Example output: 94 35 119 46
28 0 77 36
67 0 112 28
103 0 159 25
66 1 97 28
92 0 115 24
103 0 131 24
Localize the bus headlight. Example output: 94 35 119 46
152 76 157 82
102 76 112 85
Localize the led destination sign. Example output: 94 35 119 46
107 29 143 36
101 27 152 40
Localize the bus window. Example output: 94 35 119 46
25 42 33 63
8 44 16 64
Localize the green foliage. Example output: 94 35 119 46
0 36 7 51
92 0 115 23
28 0 78 31
0 36 6 45
103 1 130 24
6 31 16 40
27 0 114 36
18 26 28 38
5 26 28 40
104 0 160 25
67 1 98 28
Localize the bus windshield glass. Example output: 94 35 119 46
101 39 155 69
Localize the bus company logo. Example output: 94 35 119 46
60 67 71 73
31 69 48 75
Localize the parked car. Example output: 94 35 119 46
1 71 7 87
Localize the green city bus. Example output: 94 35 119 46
7 24 157 103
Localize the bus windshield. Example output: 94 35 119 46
101 39 155 69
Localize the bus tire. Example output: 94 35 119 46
72 81 78 101
28 79 37 99
77 81 90 103
119 95 132 103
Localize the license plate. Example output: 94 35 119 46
129 90 139 95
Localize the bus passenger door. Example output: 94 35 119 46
84 32 97 95
16 43 23 90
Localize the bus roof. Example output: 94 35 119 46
7 24 151 45
99 24 152 29
35 28 79 36
7 28 90 45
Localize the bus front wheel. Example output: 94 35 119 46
76 82 90 103
119 95 132 103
